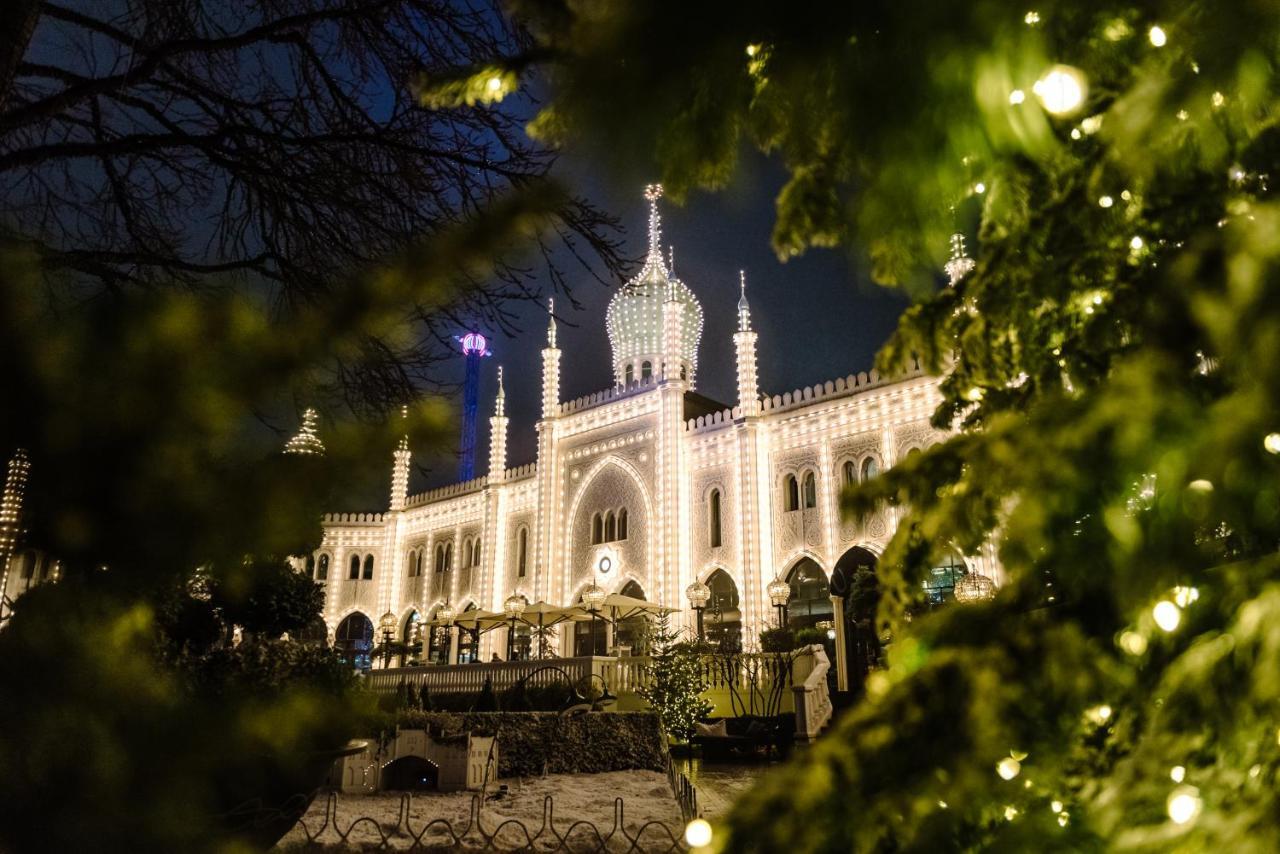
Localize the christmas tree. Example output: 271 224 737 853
638 611 712 743
433 1 1280 848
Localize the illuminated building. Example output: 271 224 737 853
304 187 1002 667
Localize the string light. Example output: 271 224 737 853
685 818 713 847
1034 65 1087 115
1148 25 1168 47
1171 765 1186 783
1167 786 1202 825
1009 89 1027 105
997 757 1022 780
1024 11 1040 25
1098 195 1114 208
284 408 326 456
1264 433 1280 454
1153 600 1182 632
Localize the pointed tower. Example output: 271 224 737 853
456 331 492 481
283 408 326 456
389 407 411 512
944 232 975 286
488 366 508 481
734 271 760 417
0 448 31 609
541 299 561 419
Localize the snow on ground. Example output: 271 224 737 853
275 770 684 851
674 758 777 820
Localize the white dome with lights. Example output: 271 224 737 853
605 185 704 388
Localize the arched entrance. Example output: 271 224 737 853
335 612 374 670
381 756 438 791
614 580 650 655
832 547 881 688
786 558 832 630
704 569 742 653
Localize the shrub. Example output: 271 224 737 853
759 627 795 652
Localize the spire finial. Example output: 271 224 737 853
495 365 505 416
284 408 326 456
547 297 557 347
668 245 675 274
737 270 752 331
644 183 664 264
944 232 975 286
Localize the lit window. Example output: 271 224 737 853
625 364 634 385
709 490 723 548
641 360 652 380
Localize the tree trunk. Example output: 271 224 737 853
0 0 40 110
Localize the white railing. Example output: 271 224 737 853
364 656 613 696
791 645 833 741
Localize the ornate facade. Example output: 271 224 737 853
309 188 1001 665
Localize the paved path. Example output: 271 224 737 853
674 759 777 820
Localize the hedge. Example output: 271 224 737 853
391 710 666 777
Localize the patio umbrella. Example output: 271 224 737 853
513 601 589 658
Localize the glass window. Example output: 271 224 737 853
785 475 799 511
862 457 879 480
348 554 360 580
803 471 817 509
604 511 616 542
625 364 634 385
592 513 602 545
316 553 329 580
362 554 374 580
709 490 722 548
618 508 628 540
843 460 856 486
641 360 652 380
517 527 528 578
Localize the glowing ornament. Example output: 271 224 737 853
685 818 713 847
1086 704 1113 725
1211 91 1225 108
1009 89 1026 105
997 757 1022 780
1098 195 1114 208
1265 433 1280 454
1153 600 1182 632
1051 800 1063 813
954 571 996 602
1024 11 1040 25
1130 236 1145 251
1171 765 1186 783
1167 786 1202 825
1034 65 1087 115
1119 630 1148 655
487 76 503 93
1148 25 1168 47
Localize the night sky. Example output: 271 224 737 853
412 146 911 491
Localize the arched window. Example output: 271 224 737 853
472 540 481 568
625 363 634 385
617 508 628 540
861 457 879 481
709 489 723 548
843 460 857 486
517 527 528 578
19 552 36 580
785 474 800 512
348 554 360 580
705 569 742 652
305 555 315 576
316 553 329 580
415 550 424 577
460 539 471 568
803 471 817 509
641 360 652 380
362 554 374 580
680 365 688 380
604 511 616 542
592 513 603 545
406 549 417 577
444 543 452 571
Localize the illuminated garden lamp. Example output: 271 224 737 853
504 593 527 660
767 576 792 628
686 580 711 642
378 610 397 669
582 583 608 656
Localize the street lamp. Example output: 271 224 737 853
686 580 710 642
767 576 791 628
582 582 608 656
954 571 996 603
377 610 397 669
504 593 527 660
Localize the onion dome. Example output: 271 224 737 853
605 185 704 387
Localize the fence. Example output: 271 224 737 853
281 790 686 852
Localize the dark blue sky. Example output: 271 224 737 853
413 148 911 490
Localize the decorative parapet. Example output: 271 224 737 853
503 462 537 481
558 375 657 416
686 406 740 434
321 512 386 526
756 360 926 419
404 475 488 508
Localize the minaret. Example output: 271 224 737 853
734 271 760 417
0 448 31 610
488 366 508 481
648 185 686 383
456 331 491 481
541 299 561 418
945 232 975 286
283 408 325 456
389 407 411 512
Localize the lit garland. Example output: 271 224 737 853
283 408 326 456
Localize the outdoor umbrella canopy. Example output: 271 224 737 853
566 593 675 622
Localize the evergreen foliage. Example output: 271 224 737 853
638 611 712 742
431 1 1280 849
